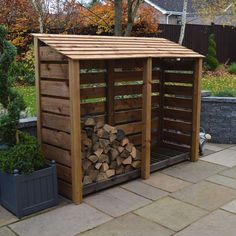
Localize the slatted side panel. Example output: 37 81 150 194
39 46 72 199
153 58 194 152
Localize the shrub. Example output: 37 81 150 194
9 46 35 85
0 25 26 146
0 132 45 175
205 34 219 71
215 89 235 97
228 63 236 75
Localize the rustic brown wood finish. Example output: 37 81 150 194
33 34 203 203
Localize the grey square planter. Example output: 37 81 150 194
0 162 58 218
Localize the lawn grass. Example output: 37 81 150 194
17 86 36 116
202 74 236 97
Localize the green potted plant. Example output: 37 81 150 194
0 25 58 218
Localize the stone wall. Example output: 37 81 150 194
201 95 236 144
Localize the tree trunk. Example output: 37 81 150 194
114 0 123 36
124 0 142 37
30 0 44 33
178 0 188 45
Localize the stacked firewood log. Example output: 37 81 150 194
82 118 141 185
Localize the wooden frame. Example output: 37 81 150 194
33 34 204 204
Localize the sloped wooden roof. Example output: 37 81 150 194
33 34 203 60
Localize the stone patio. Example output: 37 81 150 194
1 143 236 236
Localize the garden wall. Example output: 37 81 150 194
201 94 236 144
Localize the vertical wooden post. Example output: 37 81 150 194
141 57 152 179
34 37 42 145
191 58 203 162
106 60 115 125
69 59 82 204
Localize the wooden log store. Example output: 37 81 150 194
33 34 204 204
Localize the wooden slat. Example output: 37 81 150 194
164 119 192 134
69 59 82 204
40 80 69 98
80 87 106 99
162 59 195 71
80 60 106 69
42 112 70 133
161 142 190 152
141 58 152 179
40 46 67 61
40 63 68 79
42 128 70 150
34 38 42 145
81 102 105 116
116 122 142 135
80 73 106 84
164 85 193 96
165 72 194 83
57 163 72 183
41 97 70 115
42 143 71 167
163 131 192 145
191 58 202 162
58 179 72 199
164 97 192 110
163 108 192 122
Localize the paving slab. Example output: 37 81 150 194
121 180 168 200
201 149 236 167
175 209 236 236
205 143 225 152
207 174 236 189
142 172 191 192
134 196 207 232
10 203 112 236
172 181 236 211
220 166 236 179
78 213 173 236
221 199 236 214
162 161 226 183
0 206 18 227
201 149 216 157
0 227 16 236
230 146 236 151
84 187 151 217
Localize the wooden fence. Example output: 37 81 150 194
158 24 236 63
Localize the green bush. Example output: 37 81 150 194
9 46 35 85
0 25 26 146
0 132 45 175
205 34 219 71
228 63 236 75
215 89 235 97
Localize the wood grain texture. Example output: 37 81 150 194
69 59 83 204
141 58 152 179
191 58 203 161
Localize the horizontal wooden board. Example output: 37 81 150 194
116 122 142 135
161 142 191 152
164 97 192 110
40 46 68 61
163 108 192 122
162 59 195 71
163 131 191 145
42 143 71 167
81 87 106 99
40 63 68 79
81 102 105 116
164 85 193 96
42 112 71 133
163 119 192 134
42 128 71 150
57 163 72 183
40 80 69 98
165 72 194 83
41 97 70 115
58 179 72 199
81 73 106 84
80 60 106 69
